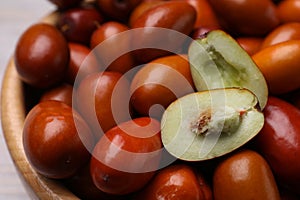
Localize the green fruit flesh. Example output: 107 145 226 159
161 88 264 161
188 30 268 109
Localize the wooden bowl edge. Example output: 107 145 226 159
1 11 80 200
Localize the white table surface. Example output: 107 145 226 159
0 1 56 199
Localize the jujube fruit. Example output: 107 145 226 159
58 7 104 45
208 0 279 36
14 23 69 89
23 101 94 179
254 97 300 194
213 149 280 200
75 71 131 138
90 117 162 195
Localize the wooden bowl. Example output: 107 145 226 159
1 12 79 200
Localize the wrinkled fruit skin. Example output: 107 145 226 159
254 97 300 194
15 23 69 89
23 101 94 179
90 117 162 195
213 149 280 200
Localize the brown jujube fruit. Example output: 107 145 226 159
39 83 73 107
15 23 69 89
58 7 104 45
213 149 280 200
23 101 94 179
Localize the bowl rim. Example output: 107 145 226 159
1 12 79 200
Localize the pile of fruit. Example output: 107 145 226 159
13 0 300 199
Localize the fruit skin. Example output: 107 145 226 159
66 42 101 84
64 163 125 200
97 0 142 21
75 71 131 139
277 0 300 23
213 149 280 200
39 83 73 107
252 40 300 94
131 1 196 63
260 22 300 49
14 23 69 89
58 7 104 45
192 25 220 40
90 117 162 195
23 101 94 179
90 21 135 74
208 0 279 36
133 164 212 200
236 37 263 56
130 54 195 119
185 0 220 29
253 97 300 194
129 1 166 27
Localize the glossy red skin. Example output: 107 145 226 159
254 97 300 194
66 42 102 84
131 1 196 63
58 7 104 45
213 150 280 200
208 0 279 36
130 55 195 119
278 0 300 23
64 163 125 200
97 0 142 21
133 164 212 200
90 117 162 195
23 101 94 179
40 83 73 107
75 71 131 139
185 0 220 29
260 22 300 49
90 21 135 74
236 37 263 56
252 40 300 95
15 23 69 89
129 1 166 27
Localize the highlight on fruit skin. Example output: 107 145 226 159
161 88 264 161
